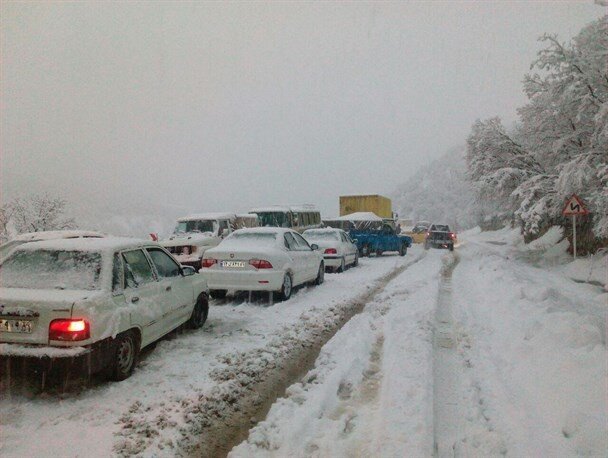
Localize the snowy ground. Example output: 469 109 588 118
1 228 606 457
0 251 419 457
232 228 607 458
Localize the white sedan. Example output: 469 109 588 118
200 228 325 301
0 237 209 381
302 228 359 272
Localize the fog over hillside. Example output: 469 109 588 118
392 147 477 231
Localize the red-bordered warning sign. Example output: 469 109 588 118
562 194 589 216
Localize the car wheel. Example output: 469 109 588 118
110 331 139 381
375 249 383 257
187 293 209 329
276 273 292 301
353 252 359 267
315 263 325 284
449 244 454 252
361 244 371 257
337 257 346 273
399 244 407 256
209 289 227 300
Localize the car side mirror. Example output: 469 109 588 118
310 244 319 251
182 265 196 276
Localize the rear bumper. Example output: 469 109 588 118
0 339 114 376
323 256 342 268
202 269 285 292
427 240 454 248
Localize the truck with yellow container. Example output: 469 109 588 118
339 195 393 219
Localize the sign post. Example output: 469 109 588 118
562 194 589 259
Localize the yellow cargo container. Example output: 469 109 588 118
339 195 392 218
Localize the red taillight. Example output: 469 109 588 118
426 232 430 237
49 319 90 341
324 248 337 255
202 258 217 268
449 232 456 239
249 259 273 269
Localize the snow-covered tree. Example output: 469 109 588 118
466 117 543 220
9 194 77 234
466 14 608 243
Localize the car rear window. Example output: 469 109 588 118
223 232 277 248
0 249 102 290
303 231 340 241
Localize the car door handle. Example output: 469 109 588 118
165 286 172 291
131 296 140 303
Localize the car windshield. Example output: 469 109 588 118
256 212 290 228
174 220 215 234
0 240 26 261
0 249 102 290
303 231 340 241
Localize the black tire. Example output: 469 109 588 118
375 249 383 257
187 293 209 329
110 331 139 381
361 244 371 257
276 273 293 301
449 244 454 252
353 252 359 267
337 257 346 273
209 289 227 300
399 244 407 256
315 263 325 285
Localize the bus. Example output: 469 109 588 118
250 205 322 233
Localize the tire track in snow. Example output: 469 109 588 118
432 253 507 457
180 253 427 458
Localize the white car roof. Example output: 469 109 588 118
14 236 157 254
231 227 295 236
303 228 343 234
177 213 236 222
11 230 105 242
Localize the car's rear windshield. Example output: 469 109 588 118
433 225 449 231
223 232 277 247
0 249 102 290
304 231 340 241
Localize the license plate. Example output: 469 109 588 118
0 318 33 334
221 261 245 268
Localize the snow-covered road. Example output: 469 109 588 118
0 249 423 457
1 228 606 458
231 228 607 458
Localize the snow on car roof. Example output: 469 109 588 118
14 236 156 253
178 213 236 221
336 212 383 221
303 228 343 234
12 230 105 242
231 227 293 235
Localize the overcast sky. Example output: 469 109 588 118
1 1 605 226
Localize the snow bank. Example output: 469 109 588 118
454 229 607 456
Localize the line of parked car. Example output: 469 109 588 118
0 219 362 382
0 209 454 383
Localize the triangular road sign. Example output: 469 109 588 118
562 194 589 216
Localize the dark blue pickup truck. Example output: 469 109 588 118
350 225 412 257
